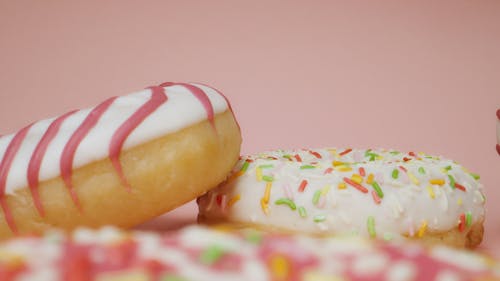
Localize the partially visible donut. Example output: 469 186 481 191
0 225 498 281
198 148 486 248
0 82 241 238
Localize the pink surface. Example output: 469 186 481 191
0 1 499 252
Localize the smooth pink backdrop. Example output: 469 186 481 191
1 1 499 253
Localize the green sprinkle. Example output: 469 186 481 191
161 275 188 281
199 245 224 265
418 167 426 174
275 198 296 210
448 175 456 189
300 165 316 170
364 149 373 156
298 206 307 218
444 165 452 171
470 173 480 180
240 161 250 172
389 151 401 155
466 212 472 227
392 169 399 179
371 181 384 198
313 214 326 222
383 232 394 241
262 175 274 182
283 154 292 161
312 190 322 205
367 216 376 238
259 164 274 169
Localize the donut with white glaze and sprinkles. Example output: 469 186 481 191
198 148 485 248
0 82 241 238
0 225 498 281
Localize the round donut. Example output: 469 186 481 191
0 225 498 280
198 148 486 248
0 82 241 238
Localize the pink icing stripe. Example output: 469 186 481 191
60 97 117 209
27 110 78 217
160 82 216 128
0 124 33 234
109 86 168 191
195 82 240 131
497 109 500 120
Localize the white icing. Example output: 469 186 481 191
198 148 486 239
0 83 229 194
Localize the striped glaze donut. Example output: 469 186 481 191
198 148 485 248
0 82 241 238
0 225 497 281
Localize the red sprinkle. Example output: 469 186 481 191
398 166 407 173
216 195 223 206
409 151 417 157
323 167 333 175
309 150 322 159
359 167 366 177
339 148 352 156
298 180 308 192
294 154 302 162
497 109 500 120
458 213 466 232
454 183 467 192
343 177 368 193
403 157 411 162
371 190 381 204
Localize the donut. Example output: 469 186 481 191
198 148 486 248
0 82 241 238
0 225 497 281
496 109 500 155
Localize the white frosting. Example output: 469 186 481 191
198 148 486 240
0 83 229 194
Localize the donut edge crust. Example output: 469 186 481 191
0 110 241 239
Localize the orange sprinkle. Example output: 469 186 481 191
261 182 272 215
298 179 308 192
455 183 467 192
343 177 368 193
227 195 241 208
294 154 302 162
339 148 352 156
359 167 366 177
429 179 445 186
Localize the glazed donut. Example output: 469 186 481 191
198 148 486 248
0 225 498 281
0 82 241 238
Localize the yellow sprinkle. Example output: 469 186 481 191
351 174 363 184
457 197 463 206
270 255 290 279
260 182 272 215
260 199 269 215
328 149 340 159
227 194 241 208
321 185 331 195
366 173 374 184
429 179 445 186
332 161 345 167
376 155 384 160
417 220 427 238
338 182 347 189
408 172 420 185
440 168 448 174
337 166 352 172
256 167 263 181
426 185 435 199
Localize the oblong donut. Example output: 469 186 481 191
0 82 241 238
198 148 486 248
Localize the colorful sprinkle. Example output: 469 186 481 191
470 173 480 180
260 182 272 215
338 182 347 189
313 214 326 223
298 180 308 192
370 181 384 198
309 150 322 159
455 183 467 192
359 167 366 177
418 167 426 174
332 161 344 167
343 178 368 193
429 179 445 186
312 190 322 205
371 190 381 204
275 198 296 210
226 195 241 208
262 175 274 182
300 165 316 170
466 212 472 227
337 166 353 172
417 220 427 238
448 175 456 189
240 161 250 172
259 164 274 169
270 255 290 279
294 154 302 162
458 213 466 232
398 166 407 173
199 245 224 265
256 167 263 181
407 172 420 185
457 197 463 206
367 216 376 238
351 174 363 184
323 167 333 174
366 173 374 184
339 148 352 156
298 206 307 218
391 169 399 179
426 185 435 199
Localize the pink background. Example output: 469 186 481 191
1 1 499 253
